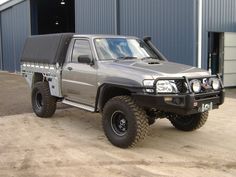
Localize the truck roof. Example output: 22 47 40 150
73 34 138 39
21 33 140 65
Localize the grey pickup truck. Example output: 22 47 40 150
21 33 225 148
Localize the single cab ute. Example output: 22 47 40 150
21 33 225 148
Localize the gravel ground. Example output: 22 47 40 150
0 72 236 177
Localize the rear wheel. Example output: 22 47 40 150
32 82 57 118
102 96 149 148
168 112 208 131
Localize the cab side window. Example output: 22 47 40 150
72 39 93 63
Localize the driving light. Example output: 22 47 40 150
210 78 220 90
191 79 201 93
60 0 65 5
156 80 177 93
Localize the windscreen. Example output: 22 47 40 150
94 38 158 60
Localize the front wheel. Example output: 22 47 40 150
168 112 209 131
102 96 149 148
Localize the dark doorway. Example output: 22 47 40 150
208 32 220 75
31 0 75 35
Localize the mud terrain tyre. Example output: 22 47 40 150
102 96 149 148
32 82 57 118
168 112 208 131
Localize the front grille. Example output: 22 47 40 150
175 80 188 93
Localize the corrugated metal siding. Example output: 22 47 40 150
1 8 14 72
75 0 116 34
202 0 236 69
12 1 30 71
0 15 2 70
1 0 30 72
119 0 197 66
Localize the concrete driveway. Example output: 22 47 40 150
0 72 236 177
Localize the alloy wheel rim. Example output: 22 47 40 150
110 111 128 136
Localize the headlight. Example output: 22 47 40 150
210 78 220 90
190 79 201 93
143 80 155 93
156 80 177 93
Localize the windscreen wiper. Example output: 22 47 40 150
117 56 138 60
141 57 159 61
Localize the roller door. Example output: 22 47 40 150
223 33 236 87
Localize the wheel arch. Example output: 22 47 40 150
32 72 44 88
96 84 139 112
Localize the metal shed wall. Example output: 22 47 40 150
1 0 30 72
119 0 197 66
0 16 2 70
1 8 14 71
74 0 197 66
202 0 236 69
75 0 116 34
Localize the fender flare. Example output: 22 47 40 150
94 83 144 112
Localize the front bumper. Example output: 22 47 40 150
133 90 225 115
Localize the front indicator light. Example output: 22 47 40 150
143 80 155 93
164 97 173 102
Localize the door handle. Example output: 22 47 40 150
67 67 73 71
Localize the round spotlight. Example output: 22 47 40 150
61 0 65 5
191 80 201 93
211 78 220 90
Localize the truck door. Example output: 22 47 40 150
62 38 97 106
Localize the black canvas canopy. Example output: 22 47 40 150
21 33 74 65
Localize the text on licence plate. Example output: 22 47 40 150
198 102 213 112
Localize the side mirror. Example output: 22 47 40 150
78 55 93 65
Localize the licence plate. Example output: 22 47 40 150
198 102 213 112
